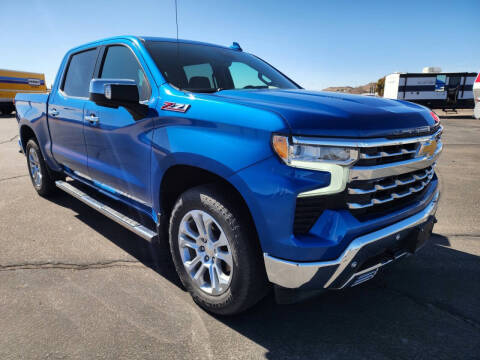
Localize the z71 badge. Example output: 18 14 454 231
161 102 191 113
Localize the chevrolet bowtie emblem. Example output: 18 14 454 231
418 140 437 157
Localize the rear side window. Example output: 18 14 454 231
183 63 215 89
100 45 151 101
62 49 98 97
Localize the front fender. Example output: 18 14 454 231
150 147 261 215
149 94 289 215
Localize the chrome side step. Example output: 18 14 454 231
55 180 157 241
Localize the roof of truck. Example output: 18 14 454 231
139 36 232 49
68 35 232 53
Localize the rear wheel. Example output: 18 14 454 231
169 184 268 315
0 104 14 115
25 139 56 197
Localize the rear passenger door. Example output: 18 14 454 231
49 48 99 175
83 43 156 207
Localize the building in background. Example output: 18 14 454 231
0 69 46 115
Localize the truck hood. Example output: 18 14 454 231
213 89 436 137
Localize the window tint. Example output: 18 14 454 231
100 46 151 101
183 63 215 88
62 49 97 97
145 41 298 92
229 62 272 89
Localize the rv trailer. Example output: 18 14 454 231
383 72 477 110
474 73 480 119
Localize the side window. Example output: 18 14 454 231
228 62 272 89
100 45 151 101
448 76 461 87
183 63 215 88
62 49 98 97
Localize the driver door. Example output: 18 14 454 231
83 43 155 207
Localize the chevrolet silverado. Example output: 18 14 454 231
15 36 442 314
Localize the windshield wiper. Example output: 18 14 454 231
182 87 226 93
242 85 269 89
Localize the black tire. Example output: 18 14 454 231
169 184 268 315
25 139 57 197
0 104 14 115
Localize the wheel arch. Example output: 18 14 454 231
157 164 259 246
19 125 38 152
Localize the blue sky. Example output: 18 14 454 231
1 0 478 89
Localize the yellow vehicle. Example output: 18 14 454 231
0 69 47 115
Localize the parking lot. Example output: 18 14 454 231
0 112 479 359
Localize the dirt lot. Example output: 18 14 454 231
0 112 479 359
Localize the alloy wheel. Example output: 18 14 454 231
178 210 233 295
28 147 42 188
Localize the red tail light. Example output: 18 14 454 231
430 111 440 123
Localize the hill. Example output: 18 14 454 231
323 82 377 94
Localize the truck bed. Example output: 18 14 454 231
15 92 49 116
15 92 51 159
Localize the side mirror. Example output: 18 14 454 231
89 79 139 107
89 79 148 120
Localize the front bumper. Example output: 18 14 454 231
264 190 439 290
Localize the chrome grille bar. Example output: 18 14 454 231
348 167 434 195
349 140 442 181
359 147 417 160
347 171 435 209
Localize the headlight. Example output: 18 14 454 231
272 134 359 196
272 135 358 169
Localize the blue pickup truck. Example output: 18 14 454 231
15 36 442 315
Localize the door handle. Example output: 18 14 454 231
85 115 99 124
50 108 59 117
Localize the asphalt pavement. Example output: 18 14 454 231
0 112 479 359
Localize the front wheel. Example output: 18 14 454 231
0 104 14 115
25 139 56 197
169 184 268 315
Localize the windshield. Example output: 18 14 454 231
145 41 299 93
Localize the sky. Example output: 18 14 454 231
1 0 478 89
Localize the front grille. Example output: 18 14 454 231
347 166 434 209
347 171 436 220
293 173 436 234
293 194 344 234
356 143 418 166
294 197 325 234
292 127 442 235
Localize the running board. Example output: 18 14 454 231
55 180 157 241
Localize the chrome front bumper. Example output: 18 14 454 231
264 190 440 290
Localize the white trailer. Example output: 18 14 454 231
384 72 477 110
474 73 480 119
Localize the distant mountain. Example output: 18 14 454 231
323 82 377 94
